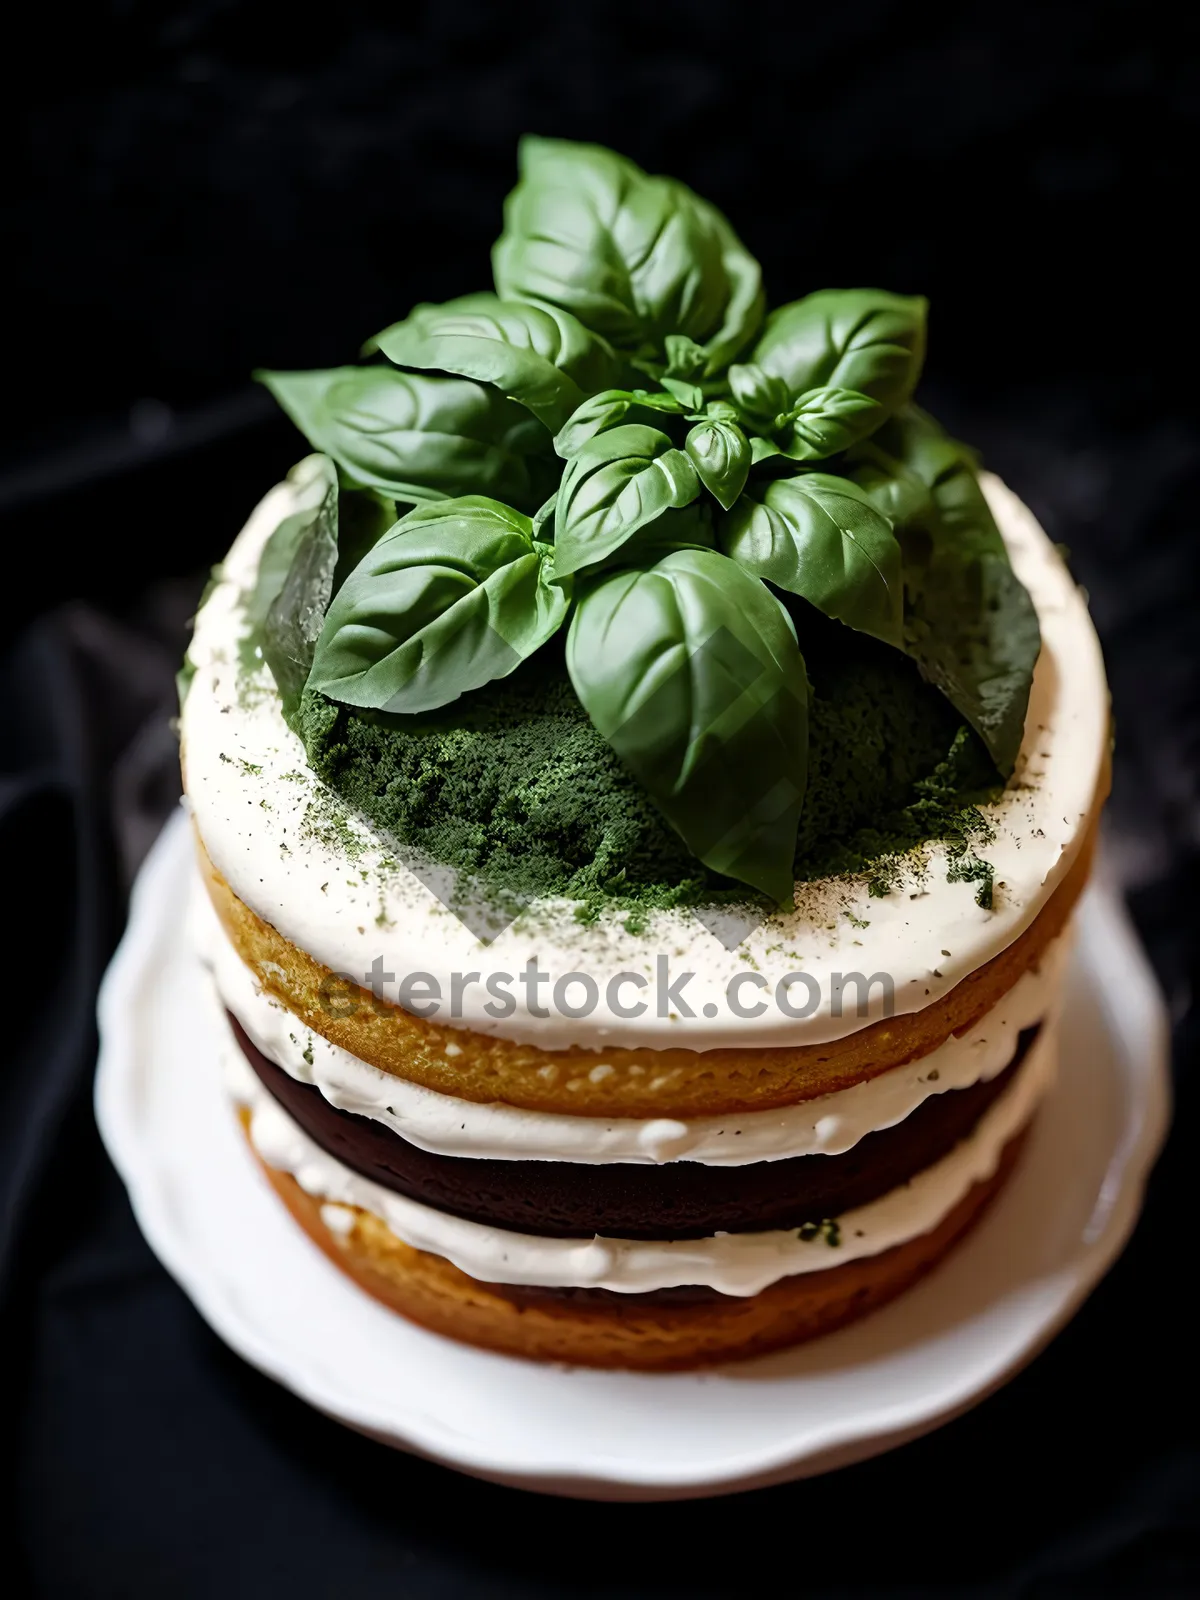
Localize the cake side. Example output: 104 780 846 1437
200 884 1071 1163
247 1114 1030 1371
221 1008 1057 1297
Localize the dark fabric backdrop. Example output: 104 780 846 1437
3 3 1198 1594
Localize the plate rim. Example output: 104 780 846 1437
95 810 1172 1499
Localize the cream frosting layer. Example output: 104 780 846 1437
199 881 1070 1165
181 467 1106 1051
223 1007 1058 1296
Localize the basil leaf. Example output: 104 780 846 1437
843 439 935 532
660 376 705 410
254 461 398 720
553 387 684 459
632 388 691 414
776 387 887 461
881 408 996 543
309 498 570 715
492 137 763 376
332 484 400 596
554 390 636 458
705 399 742 423
554 424 700 578
369 293 623 433
685 418 750 510
632 500 719 559
260 462 341 715
727 362 791 431
874 408 1040 774
567 500 719 581
749 435 784 464
566 548 808 903
531 490 557 539
664 334 707 380
256 365 553 510
247 454 340 637
720 474 903 648
700 200 767 377
753 289 927 420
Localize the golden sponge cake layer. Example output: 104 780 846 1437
201 812 1095 1120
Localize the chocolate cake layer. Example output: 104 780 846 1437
232 1012 1036 1239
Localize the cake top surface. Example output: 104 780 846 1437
181 468 1105 1050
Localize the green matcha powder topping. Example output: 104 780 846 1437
293 604 999 921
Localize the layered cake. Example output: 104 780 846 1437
179 139 1108 1369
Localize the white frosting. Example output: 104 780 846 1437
181 469 1106 1051
224 1008 1058 1296
199 881 1069 1165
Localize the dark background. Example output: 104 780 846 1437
3 3 1199 1594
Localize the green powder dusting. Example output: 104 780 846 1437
293 610 1001 915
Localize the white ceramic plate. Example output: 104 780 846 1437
96 810 1171 1500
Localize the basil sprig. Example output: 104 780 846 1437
256 137 1041 903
